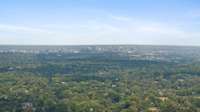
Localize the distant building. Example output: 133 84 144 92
158 97 168 102
148 107 159 112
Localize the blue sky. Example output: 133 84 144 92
0 0 200 45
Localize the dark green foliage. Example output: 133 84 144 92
0 45 200 112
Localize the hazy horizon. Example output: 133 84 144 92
0 0 200 46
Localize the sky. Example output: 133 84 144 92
0 0 200 46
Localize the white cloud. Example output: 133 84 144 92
0 14 200 45
0 24 53 34
109 15 132 22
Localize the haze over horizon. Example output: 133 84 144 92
0 0 200 46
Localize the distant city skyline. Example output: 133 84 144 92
0 0 200 46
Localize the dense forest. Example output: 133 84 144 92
0 45 200 112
